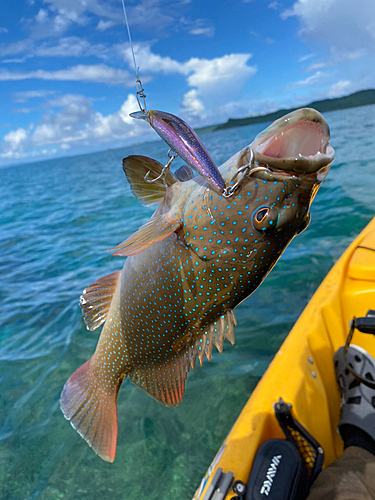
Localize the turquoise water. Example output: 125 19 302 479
1 105 374 500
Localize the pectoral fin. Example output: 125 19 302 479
109 214 182 256
80 271 121 331
122 155 178 206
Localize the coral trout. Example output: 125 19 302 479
60 108 335 462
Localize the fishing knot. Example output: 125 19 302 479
135 73 147 113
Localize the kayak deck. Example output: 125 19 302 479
193 216 375 500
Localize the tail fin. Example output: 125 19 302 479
60 358 122 462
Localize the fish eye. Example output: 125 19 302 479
251 206 279 234
254 208 269 224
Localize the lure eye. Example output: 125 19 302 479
251 206 279 234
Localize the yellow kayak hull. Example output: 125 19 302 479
193 216 375 500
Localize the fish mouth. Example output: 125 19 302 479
251 108 335 175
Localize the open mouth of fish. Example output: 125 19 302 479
251 108 334 178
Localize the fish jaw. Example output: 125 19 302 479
251 108 335 174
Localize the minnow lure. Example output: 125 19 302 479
130 109 226 194
60 108 335 462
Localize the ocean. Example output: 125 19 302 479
1 105 374 500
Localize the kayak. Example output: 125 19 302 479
193 216 375 500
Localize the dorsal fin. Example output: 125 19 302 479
79 270 121 331
122 155 178 206
109 213 182 257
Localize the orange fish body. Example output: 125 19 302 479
60 109 335 462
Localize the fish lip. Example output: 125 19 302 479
251 108 335 174
249 163 330 183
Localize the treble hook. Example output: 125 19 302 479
223 149 272 198
223 149 254 198
144 149 178 185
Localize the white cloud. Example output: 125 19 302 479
326 80 353 98
2 58 26 64
180 17 215 37
298 53 315 63
35 37 107 58
121 43 186 75
0 27 8 34
185 54 256 94
121 44 257 103
0 93 153 162
122 45 256 94
0 64 133 85
96 20 115 31
189 27 214 37
12 107 37 114
3 128 29 152
0 40 30 57
28 6 89 39
181 89 205 117
0 36 108 60
2 40 256 125
24 0 181 39
306 61 327 72
46 93 92 108
12 90 56 103
116 44 257 125
286 71 329 90
268 1 279 9
281 0 375 62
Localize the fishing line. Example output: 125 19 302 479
120 0 147 112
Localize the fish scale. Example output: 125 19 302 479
60 108 335 462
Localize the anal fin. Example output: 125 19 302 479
130 351 191 407
80 270 121 331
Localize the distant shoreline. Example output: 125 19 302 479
196 89 375 134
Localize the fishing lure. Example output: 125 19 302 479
130 109 226 193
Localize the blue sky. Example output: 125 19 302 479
0 0 374 167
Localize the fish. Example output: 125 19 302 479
130 109 226 194
60 108 335 462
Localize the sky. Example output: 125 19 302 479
0 0 374 167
